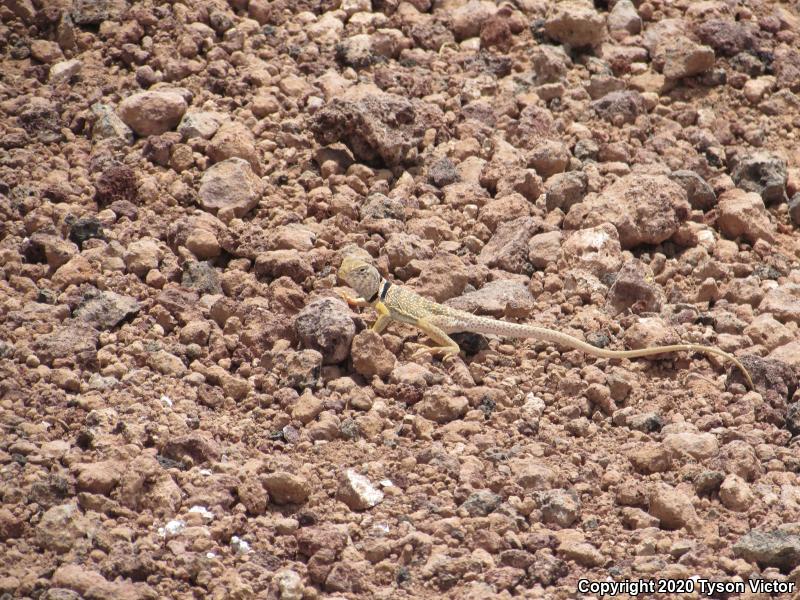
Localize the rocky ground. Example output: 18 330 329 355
1 0 800 598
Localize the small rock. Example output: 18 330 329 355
557 539 604 567
274 569 304 600
545 1 605 47
0 508 24 541
75 461 121 496
23 233 78 271
545 171 587 212
71 0 127 25
540 489 581 527
124 238 162 277
291 390 324 424
310 92 443 167
591 90 646 125
628 443 672 474
407 253 470 301
429 157 460 188
181 261 222 295
607 0 641 35
460 489 502 517
759 284 800 324
561 223 623 279
33 324 99 367
198 158 263 219
178 110 224 140
528 231 563 269
336 469 384 510
185 229 221 259
668 170 717 210
717 189 776 243
162 432 221 464
73 289 140 330
68 216 105 249
91 103 134 144
117 90 188 137
207 121 262 175
744 315 794 352
416 391 468 423
768 340 800 369
607 260 662 315
789 194 800 226
351 330 395 378
49 59 82 84
719 474 753 512
478 216 543 274
694 19 754 57
255 250 314 283
656 37 715 80
733 529 800 571
731 152 788 204
648 483 700 531
262 472 310 505
663 432 719 460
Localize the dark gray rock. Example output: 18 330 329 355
731 152 788 204
74 289 140 330
733 529 800 572
181 261 222 295
669 170 717 210
460 490 502 517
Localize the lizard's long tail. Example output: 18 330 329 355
459 315 754 390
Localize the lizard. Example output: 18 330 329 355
337 256 754 390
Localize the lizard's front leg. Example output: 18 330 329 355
411 319 460 360
372 301 391 333
339 291 369 309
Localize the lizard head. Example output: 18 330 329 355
338 256 381 301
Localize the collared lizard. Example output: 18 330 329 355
337 256 754 390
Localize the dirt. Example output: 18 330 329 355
1 0 800 599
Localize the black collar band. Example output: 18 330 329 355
379 279 392 300
368 280 392 303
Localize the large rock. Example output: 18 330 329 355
294 298 356 364
117 90 187 136
733 529 800 572
478 217 544 274
544 1 605 47
759 284 800 324
654 36 715 80
310 91 443 167
35 503 92 553
445 279 534 319
717 189 776 243
564 174 690 249
560 223 623 279
198 158 262 219
33 324 99 367
73 289 140 330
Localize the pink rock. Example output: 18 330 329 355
717 189 776 243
